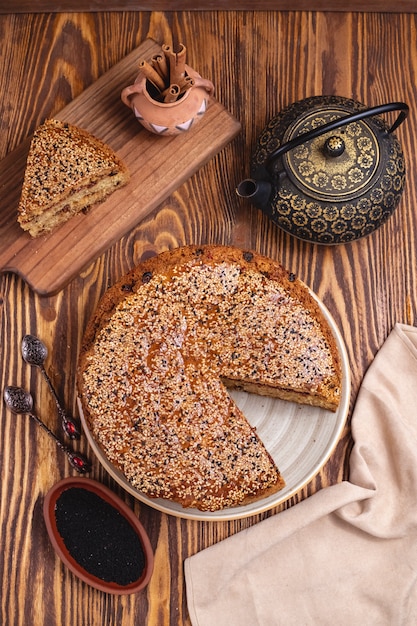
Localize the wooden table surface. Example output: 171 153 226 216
1 10 416 626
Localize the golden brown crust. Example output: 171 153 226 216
17 119 130 237
77 244 342 511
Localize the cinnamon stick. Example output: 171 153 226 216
179 76 195 94
163 84 181 103
151 53 169 84
138 59 165 91
163 43 187 87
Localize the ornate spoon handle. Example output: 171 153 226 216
4 385 91 474
29 410 91 473
21 334 81 440
40 365 81 440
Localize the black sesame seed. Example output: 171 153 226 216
54 487 145 586
142 272 152 284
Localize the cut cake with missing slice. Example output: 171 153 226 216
17 119 130 237
78 244 343 512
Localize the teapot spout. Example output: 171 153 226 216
236 178 272 210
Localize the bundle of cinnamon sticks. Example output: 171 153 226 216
139 43 194 103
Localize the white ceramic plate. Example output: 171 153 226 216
78 293 350 521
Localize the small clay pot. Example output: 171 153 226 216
43 477 154 594
121 64 215 136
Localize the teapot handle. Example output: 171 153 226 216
265 101 409 166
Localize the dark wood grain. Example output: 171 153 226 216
1 10 417 626
1 2 416 13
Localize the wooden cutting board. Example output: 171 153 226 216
0 38 241 295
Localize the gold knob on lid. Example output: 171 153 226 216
324 135 345 157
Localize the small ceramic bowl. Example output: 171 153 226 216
121 64 215 136
43 477 154 594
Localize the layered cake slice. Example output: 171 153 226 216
17 119 130 237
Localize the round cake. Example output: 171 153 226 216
77 245 342 511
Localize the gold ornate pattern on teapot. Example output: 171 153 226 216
239 96 408 244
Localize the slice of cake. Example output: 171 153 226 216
17 119 130 237
77 245 342 511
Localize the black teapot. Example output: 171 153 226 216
237 96 409 244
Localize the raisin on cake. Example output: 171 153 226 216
77 245 342 512
17 119 130 237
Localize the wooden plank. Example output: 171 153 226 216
2 11 417 626
1 1 416 13
0 38 241 295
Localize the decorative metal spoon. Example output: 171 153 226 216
3 386 91 474
21 335 81 440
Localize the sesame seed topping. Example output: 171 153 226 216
78 246 341 511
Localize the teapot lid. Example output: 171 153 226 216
281 102 382 203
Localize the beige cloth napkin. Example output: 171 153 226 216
185 323 417 625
